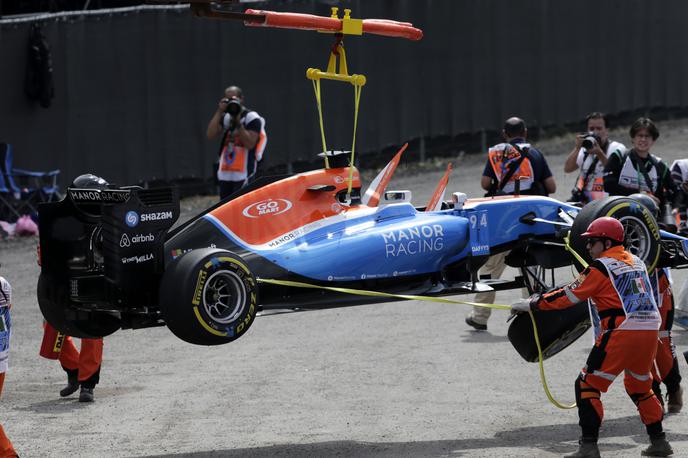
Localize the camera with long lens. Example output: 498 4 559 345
222 96 244 117
581 131 601 149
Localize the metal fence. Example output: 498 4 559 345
1 0 687 186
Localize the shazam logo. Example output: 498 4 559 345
125 211 139 228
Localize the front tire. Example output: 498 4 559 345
159 248 258 345
569 196 661 272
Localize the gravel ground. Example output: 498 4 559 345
1 118 687 457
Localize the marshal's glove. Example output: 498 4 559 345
511 294 542 314
510 298 532 313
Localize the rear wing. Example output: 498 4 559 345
38 186 179 300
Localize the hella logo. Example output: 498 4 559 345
242 199 292 218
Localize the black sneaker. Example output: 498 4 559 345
465 316 487 331
79 387 94 403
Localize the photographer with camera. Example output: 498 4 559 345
564 112 625 204
466 117 555 331
603 117 677 229
207 85 267 200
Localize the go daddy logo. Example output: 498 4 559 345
242 199 292 218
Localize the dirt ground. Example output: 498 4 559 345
1 119 688 457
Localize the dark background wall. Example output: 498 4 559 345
1 0 688 187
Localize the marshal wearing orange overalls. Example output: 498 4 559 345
40 323 103 403
649 268 684 413
511 217 672 458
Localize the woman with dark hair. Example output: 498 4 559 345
603 117 676 214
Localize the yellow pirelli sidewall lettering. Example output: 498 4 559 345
193 306 227 336
236 303 256 335
218 257 251 275
192 270 208 305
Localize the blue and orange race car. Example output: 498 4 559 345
36 149 688 362
34 5 688 361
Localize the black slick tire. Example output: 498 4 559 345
569 196 661 272
159 248 258 346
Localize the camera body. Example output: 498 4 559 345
222 96 244 117
581 131 601 149
568 188 586 204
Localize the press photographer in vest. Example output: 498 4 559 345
603 117 677 228
466 117 556 332
207 85 268 200
565 112 625 204
480 117 556 197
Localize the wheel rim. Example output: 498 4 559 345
202 270 246 324
620 215 651 260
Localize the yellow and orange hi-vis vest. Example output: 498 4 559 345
487 142 534 194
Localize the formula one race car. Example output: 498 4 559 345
36 151 688 362
34 5 688 362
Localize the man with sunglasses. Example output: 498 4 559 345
511 217 672 457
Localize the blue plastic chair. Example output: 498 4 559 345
0 143 61 214
0 167 21 221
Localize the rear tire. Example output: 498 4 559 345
160 248 258 345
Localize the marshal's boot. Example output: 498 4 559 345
564 437 601 458
59 371 79 397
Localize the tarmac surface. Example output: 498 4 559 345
1 119 688 457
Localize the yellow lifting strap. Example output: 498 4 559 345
306 13 366 197
257 276 579 410
564 232 589 269
257 233 591 410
